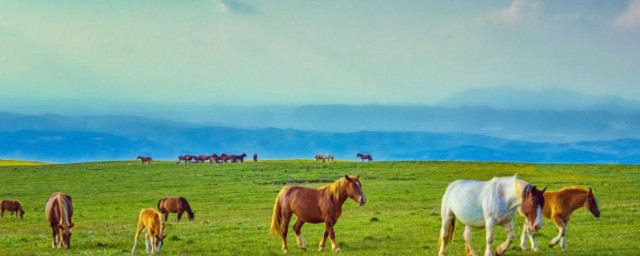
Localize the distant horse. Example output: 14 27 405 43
521 186 600 251
325 154 334 162
0 200 25 220
137 156 152 164
253 153 258 162
157 197 195 222
233 153 247 163
439 175 546 256
356 153 372 162
314 154 325 162
220 153 234 163
132 208 166 254
45 192 74 249
193 155 207 163
176 155 193 164
209 153 222 163
270 175 367 253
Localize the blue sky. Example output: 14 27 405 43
1 0 639 113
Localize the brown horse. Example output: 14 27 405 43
521 186 601 251
45 192 74 249
314 154 325 162
137 156 152 164
158 197 195 222
325 154 334 161
270 175 367 253
132 208 166 254
356 153 372 162
1 200 25 220
253 153 258 162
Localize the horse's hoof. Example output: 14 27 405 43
318 247 324 252
334 247 342 253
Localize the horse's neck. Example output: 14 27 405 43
509 177 529 208
561 189 588 211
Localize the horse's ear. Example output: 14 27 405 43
541 186 547 193
588 187 593 194
357 173 361 180
344 175 352 182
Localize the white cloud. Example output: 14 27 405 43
488 0 540 24
215 0 257 15
616 0 640 28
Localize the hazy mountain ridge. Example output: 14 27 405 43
1 113 639 164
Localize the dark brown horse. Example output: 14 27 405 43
270 175 367 253
45 192 74 249
233 153 247 163
158 197 195 222
356 153 372 162
314 154 325 162
177 155 193 164
0 200 25 220
137 156 152 164
253 153 258 162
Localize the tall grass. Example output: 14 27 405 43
0 160 638 255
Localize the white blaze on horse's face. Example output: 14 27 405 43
531 205 543 232
354 181 366 206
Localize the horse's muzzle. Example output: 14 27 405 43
358 196 366 206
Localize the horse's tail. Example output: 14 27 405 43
270 188 287 237
157 198 164 211
439 190 456 249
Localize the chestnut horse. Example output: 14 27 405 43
45 192 74 249
521 186 601 251
132 208 166 254
176 155 193 164
137 156 152 164
270 175 367 253
157 197 195 222
356 153 372 162
1 200 25 220
314 154 325 162
439 176 546 256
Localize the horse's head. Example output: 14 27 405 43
155 233 167 253
19 208 24 220
522 184 546 232
188 211 195 221
59 223 73 249
586 187 601 218
344 175 366 206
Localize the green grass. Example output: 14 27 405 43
0 160 638 255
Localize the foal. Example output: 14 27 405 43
132 208 166 254
521 186 600 251
0 200 25 220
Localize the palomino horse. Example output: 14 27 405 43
137 156 152 164
521 186 600 251
270 175 367 253
132 208 166 254
1 200 25 220
439 175 546 256
157 197 195 222
314 154 325 162
356 153 372 162
45 192 74 249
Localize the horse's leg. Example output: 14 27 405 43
280 212 293 253
463 225 477 256
131 220 144 254
325 220 341 252
496 220 515 256
560 219 569 250
318 221 331 252
483 218 495 256
293 219 307 250
520 219 539 251
438 207 455 256
178 211 183 222
51 226 59 248
549 216 566 248
145 232 151 253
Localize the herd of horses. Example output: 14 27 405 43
1 173 600 255
137 153 374 165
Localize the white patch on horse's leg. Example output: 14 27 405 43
520 220 528 250
145 234 151 253
296 234 307 250
463 225 477 256
549 227 562 247
560 225 567 250
528 228 540 252
496 221 515 255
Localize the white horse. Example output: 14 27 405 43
438 175 546 256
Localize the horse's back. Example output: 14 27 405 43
443 178 518 227
46 193 73 225
278 186 324 223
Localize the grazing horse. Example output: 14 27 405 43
314 154 325 162
253 153 258 162
438 176 546 256
521 186 600 251
1 200 25 220
356 153 372 162
137 156 152 164
132 208 166 254
157 197 195 222
270 175 367 253
176 155 193 164
45 192 74 249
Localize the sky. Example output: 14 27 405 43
1 0 639 114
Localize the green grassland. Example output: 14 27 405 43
0 160 638 255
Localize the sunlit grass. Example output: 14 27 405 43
0 160 638 255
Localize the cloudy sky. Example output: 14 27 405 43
1 0 639 113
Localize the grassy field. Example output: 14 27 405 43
0 160 638 255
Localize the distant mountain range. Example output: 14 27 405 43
1 111 639 164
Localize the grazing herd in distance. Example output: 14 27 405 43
136 153 374 164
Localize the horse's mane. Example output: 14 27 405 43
321 178 350 201
558 186 592 195
56 194 73 228
179 197 193 214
